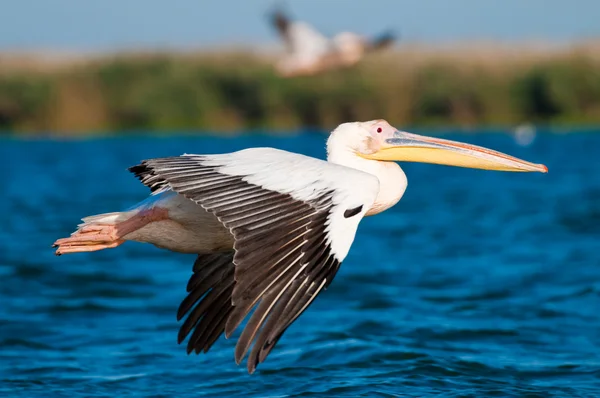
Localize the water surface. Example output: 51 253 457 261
1 131 599 397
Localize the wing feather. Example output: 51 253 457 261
187 281 234 354
130 148 378 373
176 252 235 355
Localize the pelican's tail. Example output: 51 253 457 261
79 212 126 226
53 191 176 255
52 211 135 255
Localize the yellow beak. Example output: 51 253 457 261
361 130 548 173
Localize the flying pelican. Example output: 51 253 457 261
53 120 547 373
270 8 396 77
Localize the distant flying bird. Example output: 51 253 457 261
270 8 396 77
53 120 547 373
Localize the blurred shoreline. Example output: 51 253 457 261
1 41 599 136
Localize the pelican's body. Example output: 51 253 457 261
53 120 547 373
122 193 233 253
270 9 395 77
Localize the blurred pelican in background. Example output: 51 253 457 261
53 120 546 373
270 7 396 77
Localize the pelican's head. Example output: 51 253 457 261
327 120 548 173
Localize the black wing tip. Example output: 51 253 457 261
177 253 237 362
177 330 187 346
128 161 168 193
247 362 258 374
368 30 397 51
269 2 291 33
176 306 186 322
128 162 152 181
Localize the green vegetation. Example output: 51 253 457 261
1 47 599 134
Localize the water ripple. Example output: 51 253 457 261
2 134 600 396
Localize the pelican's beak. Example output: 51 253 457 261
362 130 548 173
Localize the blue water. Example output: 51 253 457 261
1 131 600 397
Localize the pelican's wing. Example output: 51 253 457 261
270 8 292 47
176 252 235 355
130 148 379 373
365 30 396 52
270 9 330 59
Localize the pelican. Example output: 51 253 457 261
53 120 547 373
270 8 395 77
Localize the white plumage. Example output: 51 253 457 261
270 8 396 77
53 120 547 373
